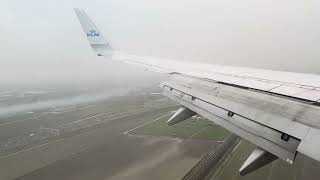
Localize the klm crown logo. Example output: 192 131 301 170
87 30 99 37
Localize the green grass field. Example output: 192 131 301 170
131 115 230 140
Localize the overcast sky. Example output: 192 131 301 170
1 0 320 87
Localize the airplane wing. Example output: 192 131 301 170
74 9 320 175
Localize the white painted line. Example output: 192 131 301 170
189 127 209 139
0 122 113 159
123 112 173 135
0 137 66 159
0 114 45 127
70 113 105 124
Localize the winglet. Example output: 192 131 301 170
74 8 112 56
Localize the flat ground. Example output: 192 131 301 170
11 108 217 180
3 86 318 180
212 140 320 180
129 115 230 140
0 88 223 180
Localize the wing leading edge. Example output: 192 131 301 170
74 9 320 175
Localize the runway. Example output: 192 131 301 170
0 88 218 180
8 108 217 180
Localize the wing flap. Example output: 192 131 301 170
162 80 300 163
161 74 320 162
162 74 319 138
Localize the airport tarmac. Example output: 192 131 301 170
8 108 217 180
2 86 319 180
0 88 218 180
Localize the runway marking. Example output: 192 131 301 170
0 105 104 127
123 112 173 135
0 118 114 159
189 127 209 139
0 114 46 127
210 139 242 179
0 107 174 159
0 112 116 159
0 137 67 159
69 113 106 124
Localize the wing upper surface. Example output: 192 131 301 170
74 8 320 102
115 51 320 102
